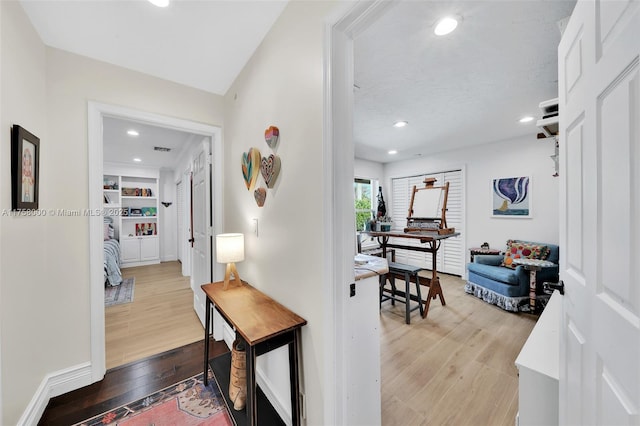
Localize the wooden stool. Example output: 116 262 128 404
380 262 424 324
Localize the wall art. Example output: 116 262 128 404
254 187 267 207
260 154 281 188
11 125 40 211
264 126 279 149
492 176 531 218
241 147 261 191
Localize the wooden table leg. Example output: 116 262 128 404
289 330 301 426
203 297 211 386
422 245 446 318
246 342 257 426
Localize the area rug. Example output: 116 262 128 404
105 277 135 307
74 368 234 426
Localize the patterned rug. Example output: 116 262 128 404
105 277 135 307
74 368 234 425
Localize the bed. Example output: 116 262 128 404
104 218 123 286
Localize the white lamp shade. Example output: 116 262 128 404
216 233 245 263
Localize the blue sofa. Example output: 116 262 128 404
465 240 559 312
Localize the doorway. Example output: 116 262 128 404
88 102 223 380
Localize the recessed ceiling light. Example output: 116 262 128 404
133 158 142 162
519 116 535 123
388 150 398 155
148 0 170 7
127 129 139 136
393 121 408 128
434 16 459 36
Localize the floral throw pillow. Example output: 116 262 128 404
502 240 550 269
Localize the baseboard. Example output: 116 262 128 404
161 255 177 262
256 366 292 426
220 320 291 425
18 362 92 426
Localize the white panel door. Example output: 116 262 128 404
191 140 212 326
558 1 639 424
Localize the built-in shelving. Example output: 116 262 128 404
103 169 160 268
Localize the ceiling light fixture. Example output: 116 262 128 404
434 16 459 36
133 158 142 162
388 150 398 155
393 121 408 128
148 0 170 7
519 116 535 123
127 129 139 136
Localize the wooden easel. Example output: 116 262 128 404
405 178 455 235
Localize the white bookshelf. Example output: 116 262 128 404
103 167 160 267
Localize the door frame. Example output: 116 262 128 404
324 0 396 422
87 101 223 382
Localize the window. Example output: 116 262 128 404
354 178 375 231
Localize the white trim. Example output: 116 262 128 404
88 101 223 387
256 367 292 426
17 362 92 426
323 1 395 423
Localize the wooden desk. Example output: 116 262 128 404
202 281 307 426
365 230 460 318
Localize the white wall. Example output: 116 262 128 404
160 170 177 261
383 135 560 254
354 158 383 182
0 2 47 423
0 2 224 421
222 1 343 423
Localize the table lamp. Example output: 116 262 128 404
216 233 244 290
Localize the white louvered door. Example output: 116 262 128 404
391 170 463 275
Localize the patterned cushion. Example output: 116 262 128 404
502 240 550 269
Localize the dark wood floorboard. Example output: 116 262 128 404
38 339 228 426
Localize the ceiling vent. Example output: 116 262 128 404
154 146 171 152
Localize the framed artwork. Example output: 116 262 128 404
11 125 40 211
492 176 531 218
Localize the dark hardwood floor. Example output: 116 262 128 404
39 339 228 426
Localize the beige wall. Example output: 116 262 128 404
1 2 224 422
1 2 48 423
223 1 343 423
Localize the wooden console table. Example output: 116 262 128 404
365 230 459 318
202 281 307 426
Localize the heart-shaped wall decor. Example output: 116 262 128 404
264 126 279 149
254 188 267 207
260 154 281 188
241 148 261 191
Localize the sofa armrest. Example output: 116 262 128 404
473 254 504 266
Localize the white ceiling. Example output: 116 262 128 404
354 0 576 163
20 0 288 95
103 116 203 170
20 0 576 166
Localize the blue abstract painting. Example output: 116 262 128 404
492 176 531 217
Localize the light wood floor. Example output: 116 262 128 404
105 261 204 369
380 272 537 425
106 264 536 424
